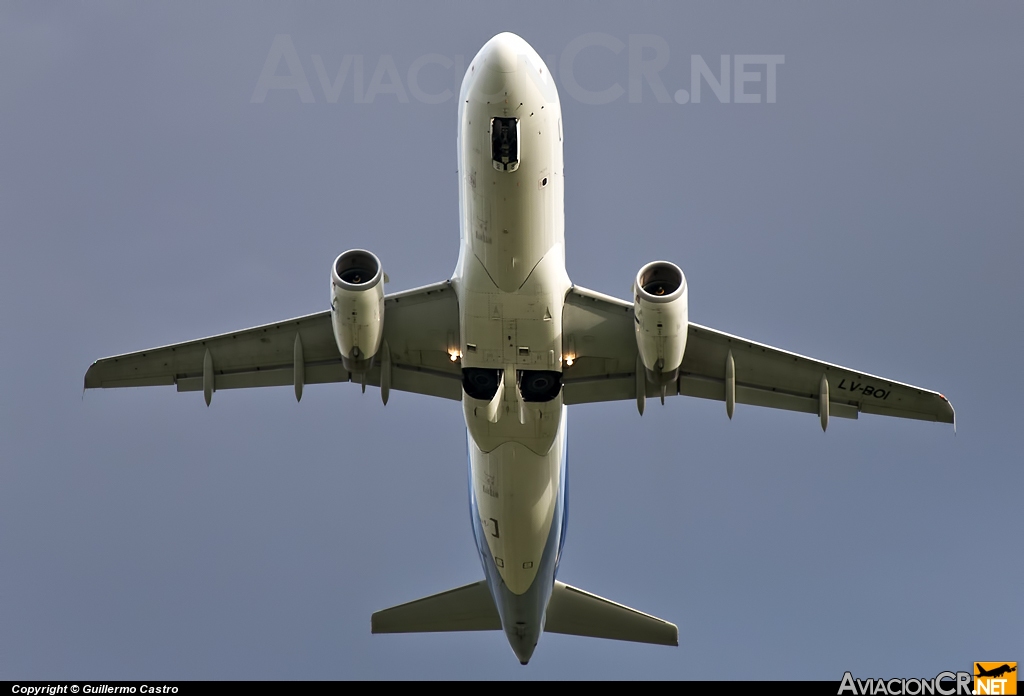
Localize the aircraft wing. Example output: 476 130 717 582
561 286 955 425
85 280 462 402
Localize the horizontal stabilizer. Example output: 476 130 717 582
544 581 678 646
371 580 501 634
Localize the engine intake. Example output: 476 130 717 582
634 260 688 384
331 249 385 372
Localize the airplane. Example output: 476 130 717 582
84 32 955 664
976 664 1017 679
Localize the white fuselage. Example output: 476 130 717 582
451 33 570 663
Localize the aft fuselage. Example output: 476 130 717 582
451 33 570 664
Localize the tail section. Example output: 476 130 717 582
371 580 501 634
371 578 678 650
544 581 678 646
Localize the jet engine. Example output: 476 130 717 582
633 261 688 385
331 249 385 372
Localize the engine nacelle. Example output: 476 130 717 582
633 260 688 384
330 249 385 372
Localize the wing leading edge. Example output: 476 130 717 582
85 280 463 402
561 285 954 425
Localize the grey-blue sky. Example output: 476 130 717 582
1 1 1021 680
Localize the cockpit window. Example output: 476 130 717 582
490 117 520 172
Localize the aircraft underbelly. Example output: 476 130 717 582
469 425 564 595
453 34 569 659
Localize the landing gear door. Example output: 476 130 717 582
491 117 520 172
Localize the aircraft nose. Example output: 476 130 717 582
477 32 530 74
466 33 549 102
